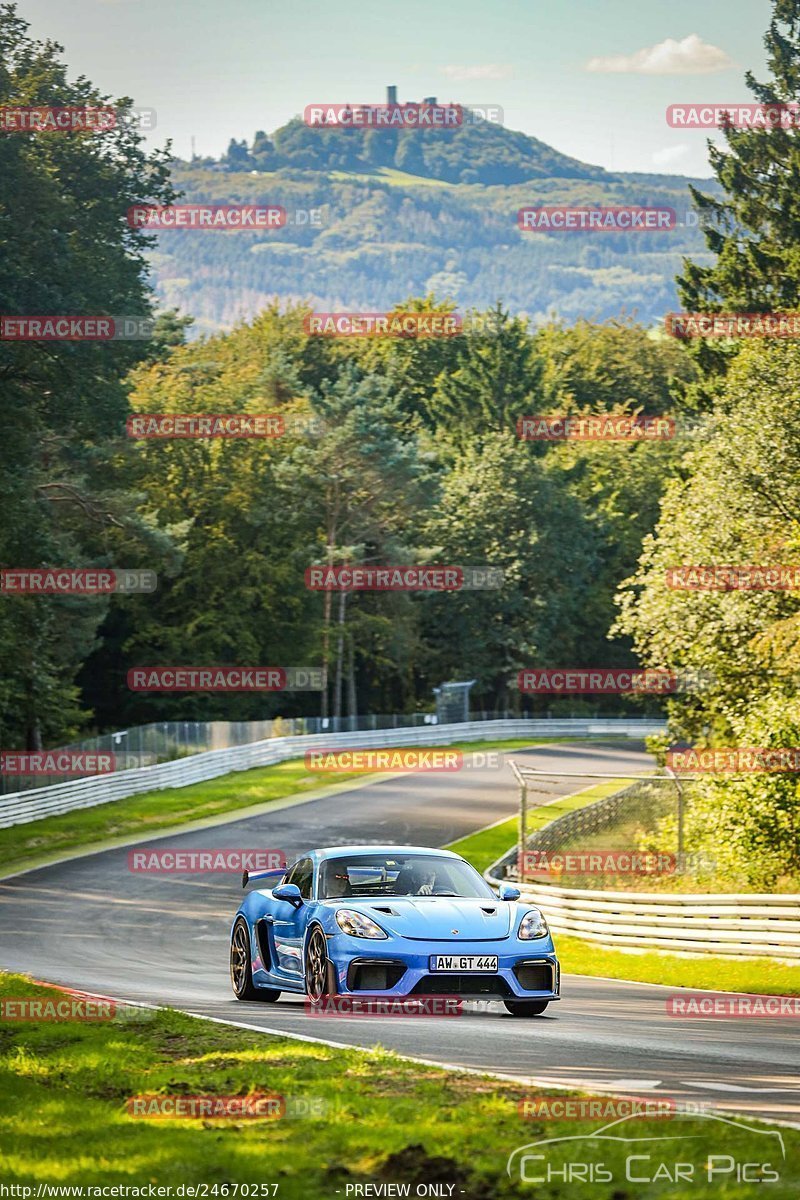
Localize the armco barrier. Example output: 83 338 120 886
0 718 663 829
485 793 800 961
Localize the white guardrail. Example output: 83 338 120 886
485 841 800 962
0 717 664 830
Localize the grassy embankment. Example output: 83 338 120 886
0 973 795 1198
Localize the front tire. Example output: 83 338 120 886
304 926 335 1003
504 999 549 1017
230 917 281 1002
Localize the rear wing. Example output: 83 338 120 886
242 866 286 889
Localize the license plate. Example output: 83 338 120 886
430 955 498 972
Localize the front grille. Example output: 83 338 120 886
513 961 555 992
347 959 407 991
411 974 513 997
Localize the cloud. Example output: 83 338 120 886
586 34 734 75
652 144 691 167
441 64 514 82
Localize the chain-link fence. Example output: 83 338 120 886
522 779 672 856
501 764 709 887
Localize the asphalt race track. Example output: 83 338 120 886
1 741 798 1127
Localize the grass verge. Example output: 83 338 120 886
553 935 800 995
0 736 581 879
448 781 800 996
0 973 796 1199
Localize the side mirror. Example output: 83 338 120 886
273 882 303 907
499 883 521 901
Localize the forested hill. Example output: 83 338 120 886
149 114 719 336
221 113 615 185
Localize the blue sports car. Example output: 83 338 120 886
229 844 560 1016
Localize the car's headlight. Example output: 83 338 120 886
518 909 549 940
335 909 388 939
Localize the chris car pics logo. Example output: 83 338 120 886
506 1110 785 1186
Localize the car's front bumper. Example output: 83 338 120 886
327 935 560 1000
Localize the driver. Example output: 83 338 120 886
415 870 437 895
394 863 437 895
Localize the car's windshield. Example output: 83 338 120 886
319 853 494 900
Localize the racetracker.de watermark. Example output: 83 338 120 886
667 994 800 1018
666 565 800 590
127 413 328 438
305 102 502 127
126 1093 328 1119
525 850 668 877
127 205 322 230
128 414 282 438
127 1094 286 1119
304 748 463 772
667 747 800 773
305 565 503 590
1 569 157 594
306 996 464 1017
304 312 461 337
128 849 285 873
666 312 800 338
519 850 712 877
522 849 714 878
303 102 504 127
127 667 325 691
1 994 139 1022
518 206 675 231
0 751 116 776
517 415 675 441
517 668 711 694
1 316 155 340
519 1096 687 1120
667 102 800 128
0 105 156 132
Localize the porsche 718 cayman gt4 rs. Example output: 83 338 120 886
230 845 560 1016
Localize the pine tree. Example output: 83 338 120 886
427 304 544 445
677 0 800 380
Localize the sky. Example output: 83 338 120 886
19 0 774 176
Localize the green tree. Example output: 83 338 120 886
614 340 800 883
615 340 800 741
250 129 276 170
222 137 253 171
677 0 800 380
426 305 545 447
349 295 463 430
548 427 683 670
93 308 332 727
534 318 695 414
420 432 597 709
277 361 434 718
0 3 174 747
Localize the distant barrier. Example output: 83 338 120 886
0 717 662 829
